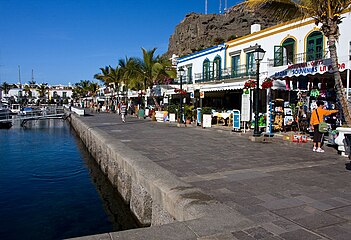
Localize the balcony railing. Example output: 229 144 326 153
269 49 329 67
193 64 256 83
174 76 193 84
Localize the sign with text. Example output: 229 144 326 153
232 110 241 130
202 114 212 128
273 58 347 78
241 93 251 122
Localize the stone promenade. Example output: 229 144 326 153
74 112 351 240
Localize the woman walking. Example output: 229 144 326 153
310 100 338 152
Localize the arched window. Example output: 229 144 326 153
203 59 210 81
274 37 296 66
306 31 324 61
213 56 221 80
282 38 295 64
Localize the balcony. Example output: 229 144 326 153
194 64 257 83
268 49 329 67
174 76 193 84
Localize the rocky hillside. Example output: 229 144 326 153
165 5 289 58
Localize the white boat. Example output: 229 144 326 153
0 103 12 129
10 104 21 114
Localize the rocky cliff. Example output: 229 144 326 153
165 6 288 58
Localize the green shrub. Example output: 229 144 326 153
184 105 195 119
201 107 212 114
167 104 178 114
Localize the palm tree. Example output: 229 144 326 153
74 80 94 98
108 66 123 103
1 82 11 97
23 85 32 98
133 48 176 110
95 66 124 103
87 81 100 97
241 0 351 124
36 83 49 102
118 56 140 102
28 80 36 87
94 66 111 85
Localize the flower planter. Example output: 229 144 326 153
334 127 351 156
155 111 168 122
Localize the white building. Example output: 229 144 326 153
175 10 351 129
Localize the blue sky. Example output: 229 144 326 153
0 0 239 85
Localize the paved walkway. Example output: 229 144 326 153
79 112 351 240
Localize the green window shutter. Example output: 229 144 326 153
274 46 283 67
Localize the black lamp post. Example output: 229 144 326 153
253 45 266 137
178 66 185 123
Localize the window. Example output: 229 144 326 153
246 52 256 75
231 55 240 77
274 38 296 66
213 56 221 80
283 38 295 64
187 66 192 83
63 92 67 98
306 31 324 61
203 59 210 81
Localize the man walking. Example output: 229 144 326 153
120 101 127 123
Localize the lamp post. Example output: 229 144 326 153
178 66 185 123
253 45 266 137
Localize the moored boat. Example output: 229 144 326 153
0 105 12 129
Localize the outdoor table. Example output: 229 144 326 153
213 112 232 126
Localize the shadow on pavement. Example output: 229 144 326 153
345 162 351 170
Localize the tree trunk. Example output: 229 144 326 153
327 32 351 125
152 94 161 111
116 83 120 103
144 78 147 110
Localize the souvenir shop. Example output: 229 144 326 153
268 68 348 133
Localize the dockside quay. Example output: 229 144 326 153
68 110 351 240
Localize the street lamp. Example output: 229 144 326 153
253 45 266 137
178 66 185 123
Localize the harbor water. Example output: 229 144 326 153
0 119 138 240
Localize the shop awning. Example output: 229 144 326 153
200 81 246 92
269 57 350 79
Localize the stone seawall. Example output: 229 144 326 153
68 114 250 239
68 114 217 226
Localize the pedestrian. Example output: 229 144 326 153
120 101 127 122
310 100 338 152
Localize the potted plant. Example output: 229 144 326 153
201 107 212 128
167 104 177 122
184 105 195 124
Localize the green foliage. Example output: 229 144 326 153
227 34 238 41
167 104 178 114
213 37 224 45
184 105 195 119
201 107 212 115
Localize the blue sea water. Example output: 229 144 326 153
0 120 137 240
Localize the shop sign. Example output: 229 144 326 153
200 91 205 98
232 110 241 130
241 94 250 122
273 59 347 78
